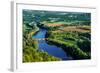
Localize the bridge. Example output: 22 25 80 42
34 38 48 41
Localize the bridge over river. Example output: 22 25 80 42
33 29 68 60
34 38 48 41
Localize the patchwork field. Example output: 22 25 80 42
52 25 90 33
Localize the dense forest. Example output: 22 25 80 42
23 9 91 62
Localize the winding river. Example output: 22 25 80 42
33 29 69 60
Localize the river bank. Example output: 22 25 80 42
45 33 90 60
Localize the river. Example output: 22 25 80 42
33 29 69 60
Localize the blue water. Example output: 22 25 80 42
33 29 68 60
